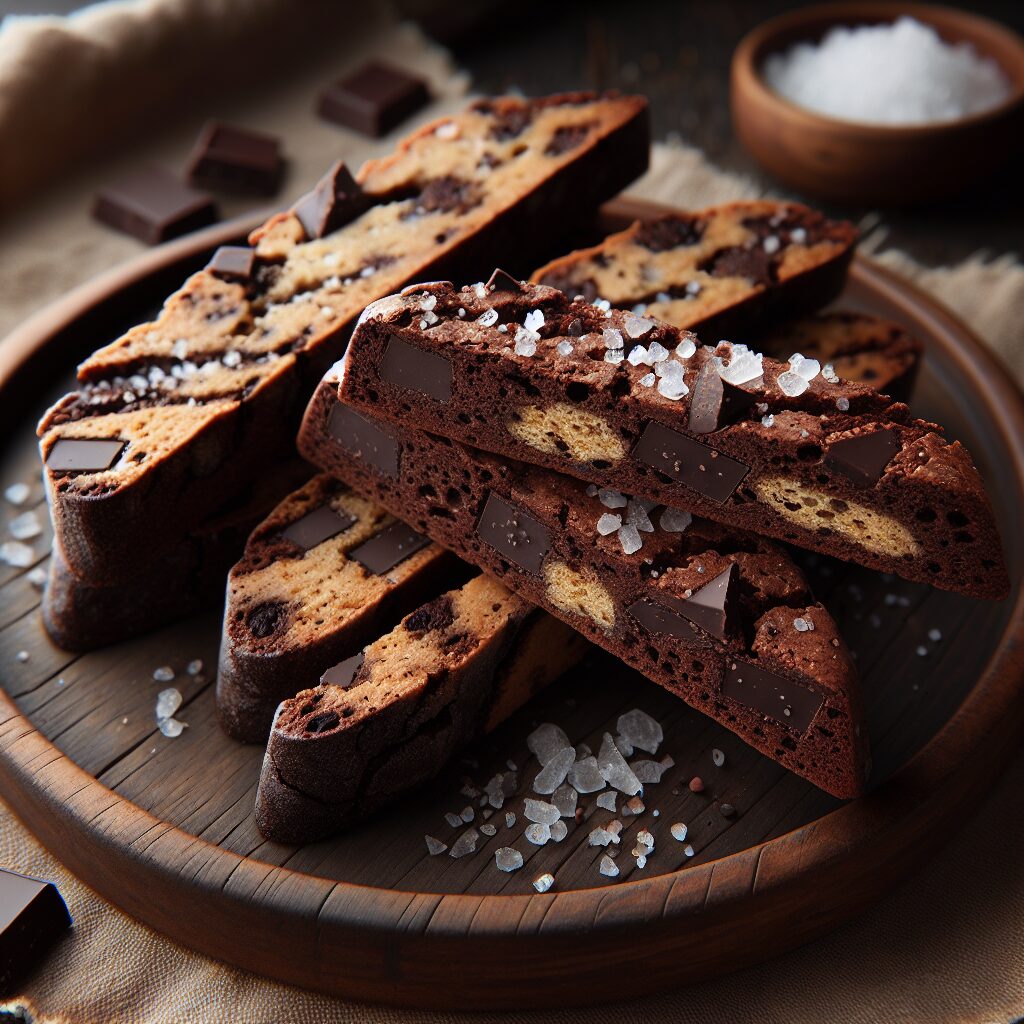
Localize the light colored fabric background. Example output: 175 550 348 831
0 2 1021 1022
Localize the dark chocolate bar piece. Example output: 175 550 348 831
186 121 284 196
0 867 72 996
317 61 430 136
92 166 217 244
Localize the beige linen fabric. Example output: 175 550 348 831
0 2 1021 1022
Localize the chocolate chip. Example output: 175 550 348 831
702 245 774 286
281 505 356 551
720 659 824 734
205 245 256 281
476 492 551 575
293 161 365 240
405 593 455 635
92 165 217 244
350 521 430 575
673 564 736 640
688 362 760 434
413 176 481 215
247 601 287 639
486 106 532 141
317 61 429 137
0 867 71 996
633 215 705 252
379 334 453 402
45 437 125 473
823 428 901 485
320 652 365 689
627 597 705 643
186 121 283 196
305 711 341 734
632 421 750 502
544 122 592 156
327 401 401 477
486 268 523 293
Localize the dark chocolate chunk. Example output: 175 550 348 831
350 521 430 575
670 564 736 640
328 401 400 477
476 492 551 575
45 438 125 473
632 421 749 502
544 123 591 156
92 166 217 244
293 161 365 240
0 867 71 996
627 597 705 643
633 215 705 252
823 428 901 485
317 61 429 137
486 268 523 293
379 335 453 402
320 651 365 689
281 505 356 551
703 245 774 286
688 362 760 434
720 659 823 733
186 121 283 196
405 593 455 635
248 601 287 639
205 245 256 281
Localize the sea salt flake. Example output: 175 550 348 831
596 791 617 812
0 541 33 567
444 811 463 828
533 747 575 794
684 843 695 857
153 666 175 682
477 308 499 327
524 309 545 332
556 340 574 356
638 372 656 387
671 822 689 842
589 827 615 847
480 823 497 837
761 414 775 428
16 650 29 663
27 566 47 588
514 326 539 356
617 709 663 754
622 796 646 816
4 483 30 505
625 500 654 533
618 524 643 555
460 806 476 823
155 688 182 720
763 235 781 255
793 616 814 632
528 723 571 765
533 872 555 893
526 822 551 845
660 507 692 533
598 488 628 509
675 337 697 359
624 312 655 338
425 835 447 855
8 511 41 541
158 717 187 738
788 353 820 381
524 799 561 826
222 349 242 368
631 760 668 784
627 345 650 367
505 812 517 828
485 773 507 809
928 628 943 642
186 659 203 676
718 345 763 385
712 748 726 767
836 396 850 412
553 784 578 818
604 348 624 364
568 756 606 794
549 820 568 842
636 829 655 852
822 363 840 383
602 328 624 351
599 855 619 877
597 733 643 796
449 828 479 858
777 370 809 396
597 513 622 536
657 376 688 400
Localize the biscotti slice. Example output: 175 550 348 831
256 575 588 842
336 278 1007 599
38 92 650 584
532 203 856 340
42 460 311 652
298 388 870 799
216 473 466 742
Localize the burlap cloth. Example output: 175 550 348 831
0 3 1021 1021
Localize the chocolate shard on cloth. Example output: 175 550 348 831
0 867 72 996
317 61 430 137
186 121 284 196
92 165 217 244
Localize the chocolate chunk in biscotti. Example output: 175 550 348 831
256 574 588 842
0 867 72 997
186 121 284 196
298 386 871 800
92 165 218 244
317 61 430 136
216 474 468 743
39 92 650 585
335 279 1007 600
532 202 857 340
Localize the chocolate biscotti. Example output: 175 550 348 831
38 92 650 583
298 387 870 798
256 575 587 842
532 203 857 340
216 474 466 742
336 278 1007 599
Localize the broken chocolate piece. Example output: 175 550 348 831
320 651 365 689
45 438 125 473
281 506 356 551
92 166 217 244
627 597 705 643
721 659 823 733
317 61 430 137
328 402 400 477
688 362 760 434
669 564 736 640
632 421 749 502
476 493 551 575
205 245 256 281
379 335 452 402
823 428 901 485
350 521 430 575
704 245 774 286
0 867 72 996
486 268 523 293
292 161 365 240
186 121 284 196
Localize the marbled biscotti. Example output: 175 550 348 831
298 387 870 799
216 474 466 742
532 203 856 340
38 92 650 583
336 278 1007 599
256 575 586 842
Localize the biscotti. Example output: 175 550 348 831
532 203 857 340
216 473 465 742
298 387 870 798
256 575 587 842
336 278 1007 599
38 92 650 584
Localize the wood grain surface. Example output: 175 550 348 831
0 200 1021 1008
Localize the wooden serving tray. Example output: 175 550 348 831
0 198 1021 1010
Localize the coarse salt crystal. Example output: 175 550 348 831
638 372 656 387
916 645 929 657
602 328 624 351
505 812 517 828
533 872 555 893
671 822 688 842
527 723 571 765
8 511 41 541
514 326 538 357
617 710 663 755
675 337 697 359
524 309 545 332
928 628 943 642
435 121 459 139
762 414 775 427
718 345 763 385
4 483 30 505
631 760 668 784
556 340 574 356
624 312 655 338
16 650 29 663
425 835 447 855
598 488 628 509
596 791 617 812
553 784 578 818
449 828 479 858
27 566 47 588
532 748 575 795
660 507 692 533
837 396 851 412
480 823 497 837
524 798 561 826
599 855 619 877
550 820 568 842
155 688 182 720
460 806 475 823
444 811 462 828
793 616 814 632
187 659 203 676
712 748 726 767
618 524 642 555
0 542 33 567
525 823 551 845
777 370 809 397
153 666 175 682
477 308 498 327
822 363 840 383
625 500 654 533
158 717 187 738
597 513 623 536
598 732 643 795
789 353 820 381
568 756 606 794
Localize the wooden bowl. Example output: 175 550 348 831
730 2 1024 205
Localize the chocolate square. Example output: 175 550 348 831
476 492 551 575
632 421 749 502
186 121 284 196
720 659 823 733
379 335 453 402
292 161 366 240
823 428 901 485
687 362 760 434
320 651 365 689
350 520 430 575
627 597 705 643
206 245 256 281
317 61 430 137
92 166 217 244
45 438 125 473
281 505 356 551
0 867 71 996
327 401 400 478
